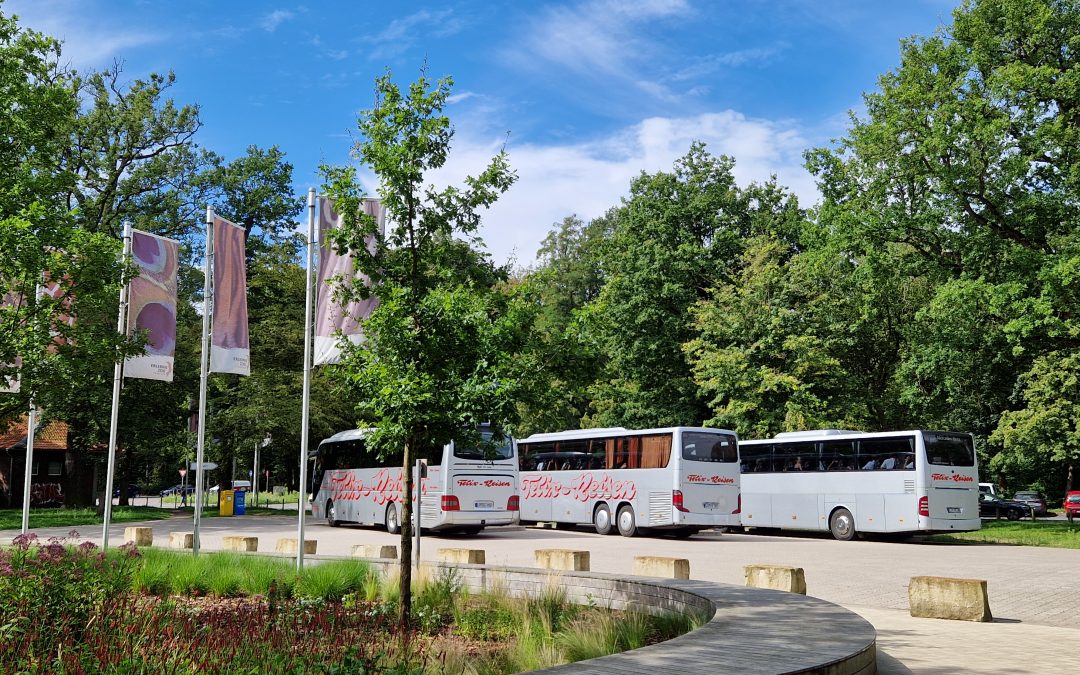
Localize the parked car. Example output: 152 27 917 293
1011 491 1048 517
1064 492 1080 521
113 484 141 498
978 482 999 497
978 493 1029 520
209 480 251 493
160 484 195 497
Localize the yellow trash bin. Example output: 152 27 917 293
220 489 235 516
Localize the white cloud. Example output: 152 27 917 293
362 9 461 61
6 0 164 69
422 110 819 267
261 9 295 32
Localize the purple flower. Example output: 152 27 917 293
12 532 38 549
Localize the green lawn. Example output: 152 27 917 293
926 519 1080 549
0 506 174 531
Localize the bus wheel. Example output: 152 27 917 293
617 505 638 537
593 503 614 535
829 508 856 541
385 504 400 534
327 501 339 528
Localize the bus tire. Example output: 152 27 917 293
616 504 638 537
385 504 400 534
829 507 856 541
593 503 614 535
327 500 340 528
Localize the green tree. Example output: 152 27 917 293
322 69 521 628
805 0 1079 489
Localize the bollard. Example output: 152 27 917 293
168 532 194 549
351 544 398 559
124 527 153 547
744 564 807 594
223 536 259 552
634 556 690 580
438 548 486 564
275 538 317 554
909 576 992 621
534 549 590 571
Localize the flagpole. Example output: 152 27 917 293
193 207 214 555
102 222 133 550
20 400 36 534
297 188 316 571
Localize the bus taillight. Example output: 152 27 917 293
732 493 741 515
673 490 689 512
507 495 520 511
918 496 929 517
441 495 461 512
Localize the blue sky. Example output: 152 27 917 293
7 0 957 266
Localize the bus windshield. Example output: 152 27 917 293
681 431 738 463
453 430 513 461
924 432 975 467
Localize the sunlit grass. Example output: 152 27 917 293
0 506 172 531
925 519 1080 548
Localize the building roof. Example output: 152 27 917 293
0 416 68 451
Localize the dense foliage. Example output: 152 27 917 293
520 0 1080 499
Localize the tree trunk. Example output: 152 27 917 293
398 439 414 631
1066 463 1074 493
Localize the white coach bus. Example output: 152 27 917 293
738 429 980 540
517 427 741 537
310 426 519 534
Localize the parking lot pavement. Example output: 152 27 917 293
4 516 1077 674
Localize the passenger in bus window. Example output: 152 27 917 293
792 457 804 471
862 458 877 470
881 456 897 470
901 454 914 469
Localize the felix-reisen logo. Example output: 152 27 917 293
686 474 736 485
458 478 512 488
931 473 974 483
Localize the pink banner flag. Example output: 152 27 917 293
314 196 383 366
210 216 250 375
125 229 180 381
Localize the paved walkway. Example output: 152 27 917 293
5 515 1076 673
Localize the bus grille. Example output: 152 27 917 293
649 492 670 525
904 480 915 493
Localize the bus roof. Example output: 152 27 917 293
742 429 939 444
774 429 865 439
320 428 374 444
519 426 737 443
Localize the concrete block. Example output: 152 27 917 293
351 544 398 559
124 527 153 547
909 576 992 622
634 556 690 580
744 563 807 595
535 548 590 571
168 532 193 549
438 548 486 564
222 536 258 552
275 538 317 555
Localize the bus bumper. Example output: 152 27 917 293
921 516 981 532
676 512 741 527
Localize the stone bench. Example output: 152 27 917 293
352 544 398 559
168 532 193 549
124 527 153 547
438 548 486 564
744 563 807 595
909 575 992 621
222 536 258 552
535 548 590 571
275 538 317 554
634 555 690 580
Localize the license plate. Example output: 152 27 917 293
474 500 494 510
703 501 719 510
947 506 961 514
